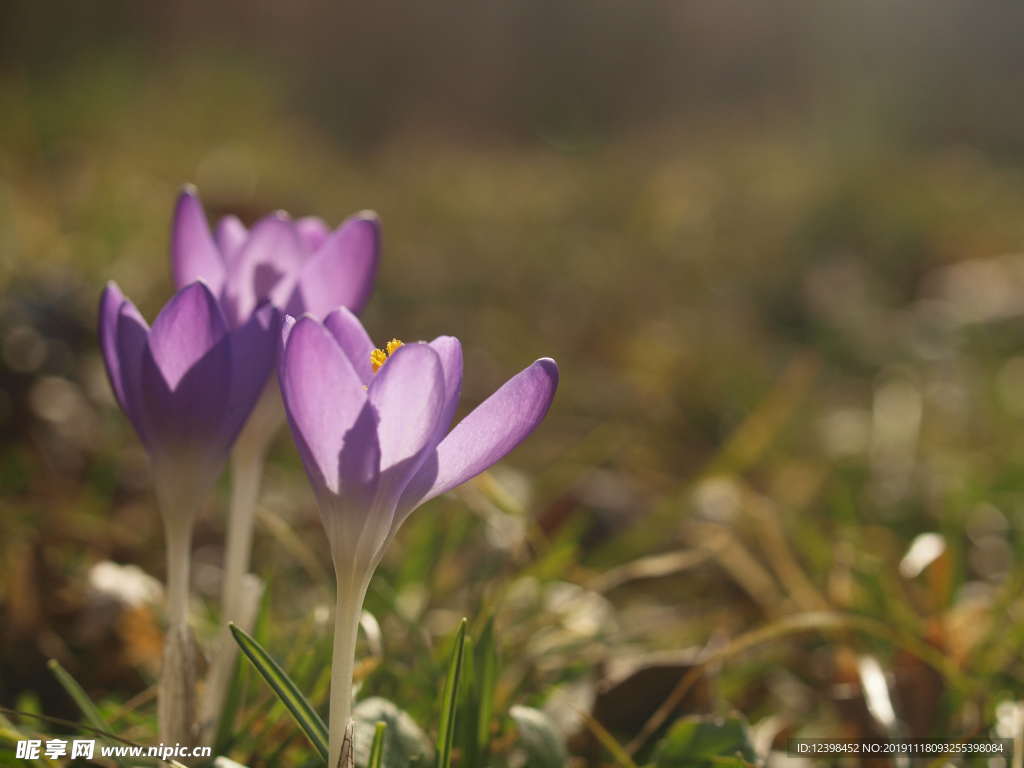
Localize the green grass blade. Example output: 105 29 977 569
46 659 111 733
436 618 468 768
368 720 387 768
455 634 478 767
474 617 498 753
229 622 329 761
580 712 640 768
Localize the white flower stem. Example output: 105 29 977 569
329 575 369 768
222 445 262 622
164 516 193 630
203 421 272 739
158 506 197 745
218 382 280 628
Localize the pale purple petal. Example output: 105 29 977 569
367 343 445 475
222 213 305 326
365 343 445 548
398 358 558 513
147 282 229 388
428 336 463 438
287 213 379 318
323 307 376 385
336 403 382 525
279 317 369 494
171 187 225 293
296 216 329 253
215 215 249 265
315 400 382 573
221 303 283 450
336 403 381 510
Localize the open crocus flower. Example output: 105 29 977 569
98 279 280 744
278 308 558 766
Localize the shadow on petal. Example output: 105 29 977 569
140 332 233 468
222 303 283 451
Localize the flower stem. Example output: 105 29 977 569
218 380 279 627
201 441 266 738
223 444 262 621
329 576 368 768
158 510 197 745
164 516 192 628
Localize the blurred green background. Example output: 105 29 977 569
4 1 1024 765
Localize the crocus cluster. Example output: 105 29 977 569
170 188 380 732
98 186 558 761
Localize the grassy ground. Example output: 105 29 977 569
3 56 1024 766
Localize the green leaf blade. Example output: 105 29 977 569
368 721 387 768
474 617 498 754
46 659 111 734
435 618 468 768
229 622 329 761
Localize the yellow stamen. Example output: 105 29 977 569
370 338 404 373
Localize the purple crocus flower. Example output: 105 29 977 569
98 279 281 744
170 186 378 326
99 280 280 492
278 308 558 765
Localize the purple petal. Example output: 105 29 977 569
147 282 229 389
428 336 463 438
366 343 445 540
221 303 283 450
336 403 381 511
279 317 369 494
112 298 153 448
140 283 233 458
296 216 329 253
215 215 249 266
329 402 382 556
99 281 130 411
222 213 305 326
287 213 379 318
171 187 225 294
367 342 445 476
398 358 558 514
323 307 376 385
306 399 385 575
